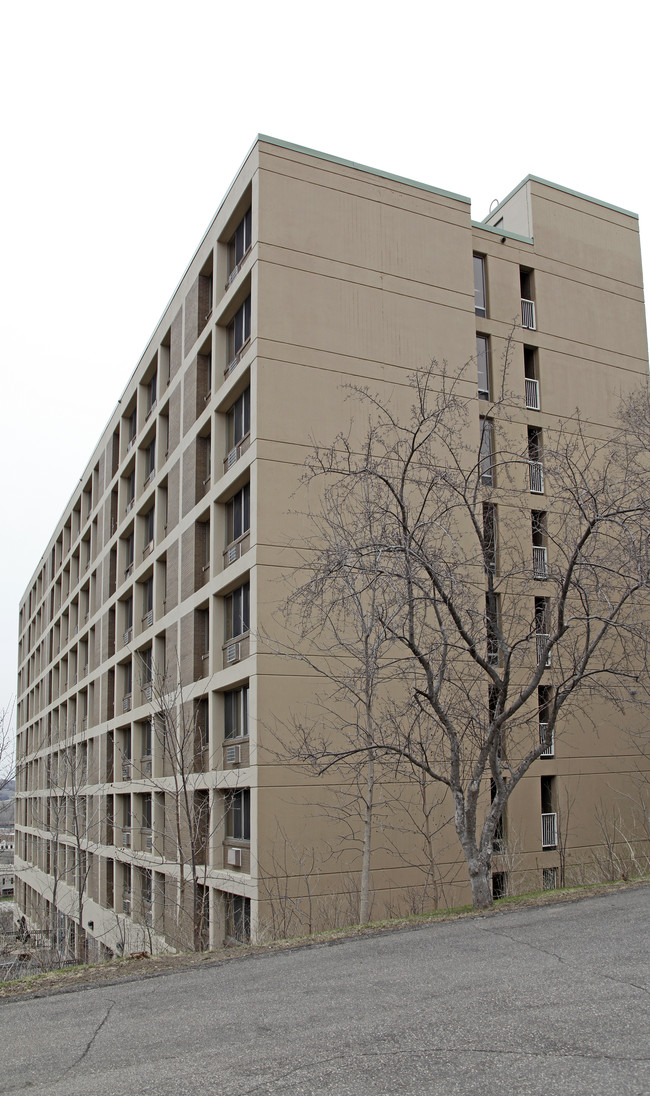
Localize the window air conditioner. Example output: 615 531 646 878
227 847 242 867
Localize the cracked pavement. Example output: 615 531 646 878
1 886 648 1096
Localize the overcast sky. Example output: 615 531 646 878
1 0 648 727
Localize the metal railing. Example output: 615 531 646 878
525 377 540 409
521 298 536 330
529 460 544 493
533 545 548 579
541 812 557 847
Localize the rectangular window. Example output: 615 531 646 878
144 508 155 547
229 208 252 276
226 484 251 545
476 335 490 400
532 511 547 578
224 685 249 739
227 297 251 366
538 684 553 756
474 254 486 317
528 427 544 493
486 593 500 665
482 502 497 576
225 584 250 640
524 347 539 410
145 438 156 480
479 418 494 486
225 893 250 942
143 577 153 616
227 388 251 451
226 788 250 841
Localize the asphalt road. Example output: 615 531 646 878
1 887 649 1096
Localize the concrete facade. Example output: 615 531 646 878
14 138 650 956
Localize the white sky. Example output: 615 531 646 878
1 0 649 727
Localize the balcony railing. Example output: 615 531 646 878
529 460 544 494
533 545 548 579
541 812 557 847
525 377 540 410
521 298 536 330
536 633 551 667
539 722 554 757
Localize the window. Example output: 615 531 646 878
145 438 156 481
226 484 250 545
227 297 251 366
141 646 152 685
125 533 134 572
144 507 155 548
142 577 153 617
535 597 550 667
126 468 135 507
124 597 133 631
225 584 250 640
491 779 504 852
538 684 553 756
474 254 486 317
520 268 536 329
479 418 494 486
492 871 507 899
528 427 543 493
482 502 497 576
147 373 157 414
485 592 500 666
541 775 557 847
224 685 249 739
142 793 152 832
229 208 252 277
531 511 547 578
476 335 490 400
524 347 540 410
227 388 251 451
128 408 137 444
226 788 250 841
542 867 557 890
225 893 250 942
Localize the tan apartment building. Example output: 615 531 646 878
14 137 650 957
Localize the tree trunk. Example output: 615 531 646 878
468 860 493 909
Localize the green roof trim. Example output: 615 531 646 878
483 175 639 223
471 220 533 245
257 135 472 205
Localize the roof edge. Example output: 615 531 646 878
483 174 639 224
257 134 472 205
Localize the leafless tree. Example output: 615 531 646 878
284 353 650 909
138 653 229 951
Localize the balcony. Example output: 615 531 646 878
541 812 557 848
533 545 548 579
525 377 540 410
539 722 554 758
529 461 544 494
521 298 536 330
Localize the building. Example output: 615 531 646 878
14 137 649 957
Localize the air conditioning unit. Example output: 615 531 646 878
122 897 131 914
227 446 240 470
123 628 132 644
145 833 153 852
126 498 134 514
227 543 240 566
226 642 240 664
122 830 131 847
225 744 241 766
227 847 242 867
143 683 153 701
141 758 152 777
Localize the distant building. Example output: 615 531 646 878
14 138 649 956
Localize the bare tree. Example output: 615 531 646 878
138 654 228 952
284 355 650 909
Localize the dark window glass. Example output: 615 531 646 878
226 789 250 840
227 484 250 544
228 388 251 449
